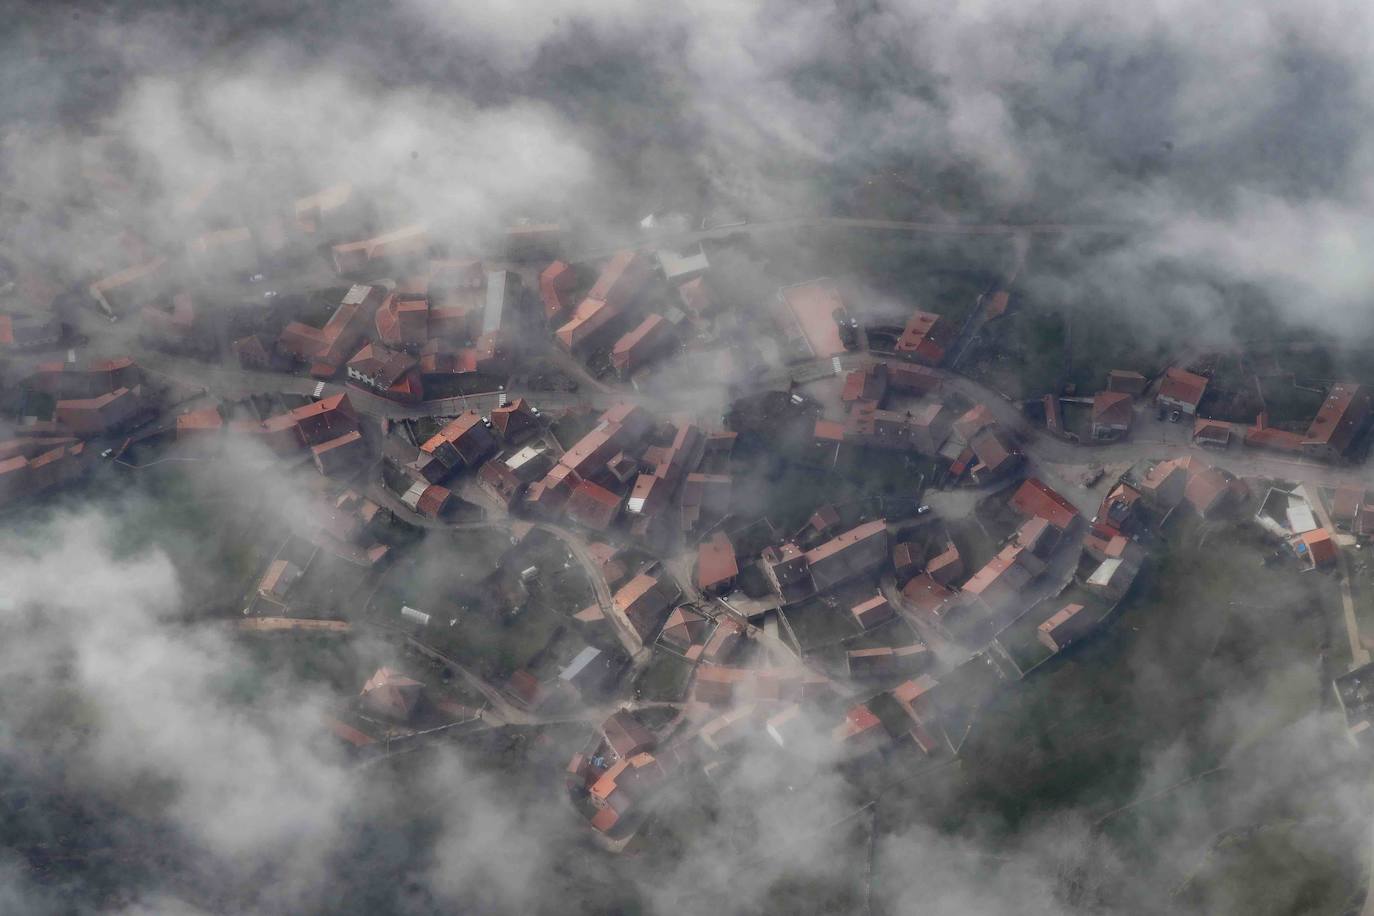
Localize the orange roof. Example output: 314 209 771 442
1304 383 1368 452
697 531 739 590
894 310 953 365
1301 529 1338 567
1158 367 1208 408
556 297 620 349
814 419 846 442
1009 478 1079 530
1092 391 1133 427
176 406 223 433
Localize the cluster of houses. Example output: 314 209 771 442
0 357 156 506
544 246 710 380
1041 362 1371 463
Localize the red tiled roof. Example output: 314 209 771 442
1302 528 1338 567
565 480 622 531
539 260 577 321
1158 367 1208 408
1304 383 1369 453
1009 478 1079 530
696 531 739 591
894 310 954 366
1092 391 1133 427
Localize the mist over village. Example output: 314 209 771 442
7 2 1374 915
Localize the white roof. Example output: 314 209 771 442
1087 557 1124 587
1286 504 1318 533
656 247 709 281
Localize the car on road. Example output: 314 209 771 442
100 448 114 459
249 273 264 282
263 290 278 299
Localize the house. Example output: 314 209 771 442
332 225 428 274
850 593 894 629
845 404 950 455
614 572 681 642
482 270 519 337
311 430 366 475
360 668 424 721
968 427 1021 482
1301 529 1338 569
894 310 955 366
1091 391 1133 440
490 398 539 443
1245 420 1306 453
1193 418 1233 448
1037 603 1093 652
290 394 358 447
1084 555 1141 601
1107 370 1148 396
556 251 651 352
1138 458 1189 508
926 542 963 586
539 261 578 323
832 704 891 756
1009 478 1080 531
402 481 453 518
693 666 752 705
841 364 888 409
1098 482 1143 532
885 362 942 396
1183 462 1239 517
565 479 622 532
257 560 303 603
1043 394 1064 436
175 406 223 442
892 541 921 584
803 520 889 593
588 250 652 312
680 473 732 531
1302 383 1370 460
1156 367 1208 415
699 619 744 665
661 607 711 658
677 276 716 321
556 297 621 352
0 313 62 351
559 645 619 695
601 710 657 760
763 542 813 604
611 314 674 377
964 544 1042 618
477 461 525 509
55 387 142 437
901 573 953 622
88 257 167 317
347 343 422 403
696 531 739 594
422 412 497 469
953 404 997 442
278 295 370 375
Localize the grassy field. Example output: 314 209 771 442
631 649 695 702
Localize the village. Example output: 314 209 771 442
3 172 1374 858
